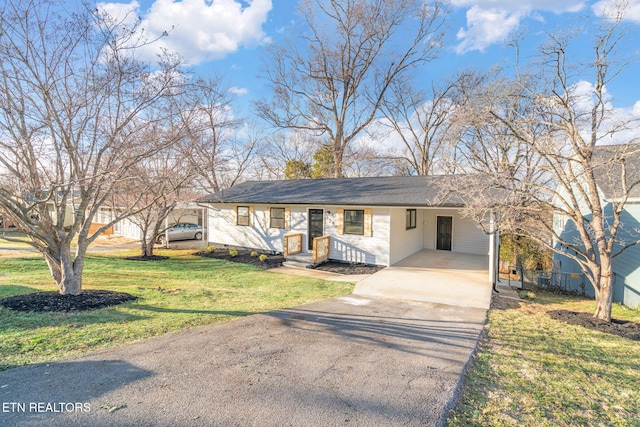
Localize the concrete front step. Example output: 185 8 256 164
282 260 314 269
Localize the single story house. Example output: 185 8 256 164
199 175 499 282
553 144 640 308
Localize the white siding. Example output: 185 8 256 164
325 207 391 265
389 208 424 265
207 204 288 252
207 204 392 265
114 216 142 240
422 209 488 256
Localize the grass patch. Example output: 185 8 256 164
0 249 353 370
448 292 640 427
0 231 32 249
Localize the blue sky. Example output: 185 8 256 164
97 0 640 121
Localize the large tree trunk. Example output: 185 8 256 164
333 140 343 178
140 237 156 257
44 245 84 295
594 257 614 322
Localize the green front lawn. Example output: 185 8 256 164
0 231 31 249
0 249 353 370
448 293 640 427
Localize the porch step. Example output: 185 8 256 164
282 260 314 269
284 253 315 269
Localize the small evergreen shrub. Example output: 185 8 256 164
519 290 536 300
259 254 268 262
229 248 238 257
250 251 259 257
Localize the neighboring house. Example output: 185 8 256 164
22 191 108 232
100 199 207 241
199 175 499 278
553 144 640 308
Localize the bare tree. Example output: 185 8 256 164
256 130 322 180
178 78 259 192
256 0 446 177
454 14 640 321
377 76 463 175
0 0 186 294
123 126 195 258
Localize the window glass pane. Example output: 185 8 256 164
406 209 416 229
270 208 285 229
237 206 249 226
344 209 364 235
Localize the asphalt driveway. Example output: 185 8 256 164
0 295 486 427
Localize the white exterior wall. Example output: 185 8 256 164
207 204 392 265
422 209 488 256
207 203 488 264
207 204 287 252
325 206 391 265
389 208 424 265
114 216 143 240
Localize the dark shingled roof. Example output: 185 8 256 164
198 175 471 207
592 143 640 199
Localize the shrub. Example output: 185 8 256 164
206 245 216 253
229 248 238 257
519 290 536 300
250 251 259 257
259 254 268 262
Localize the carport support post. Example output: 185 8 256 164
164 216 169 249
488 212 498 287
202 207 206 244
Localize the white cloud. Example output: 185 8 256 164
568 80 640 144
593 0 640 23
452 0 586 54
97 0 140 26
229 86 249 95
455 7 524 53
98 0 272 65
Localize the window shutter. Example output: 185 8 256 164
336 208 343 235
264 206 270 229
232 205 237 225
364 209 372 237
285 207 291 230
249 206 254 227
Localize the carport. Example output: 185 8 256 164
353 249 493 309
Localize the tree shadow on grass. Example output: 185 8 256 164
131 304 254 317
0 284 43 298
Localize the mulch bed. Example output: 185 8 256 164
548 309 640 341
196 248 284 270
196 248 383 274
314 260 383 275
0 290 137 312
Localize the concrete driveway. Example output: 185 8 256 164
0 295 486 427
354 249 493 309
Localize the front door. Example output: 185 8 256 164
308 209 324 250
436 216 452 251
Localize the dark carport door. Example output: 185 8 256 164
436 216 452 251
308 209 324 250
